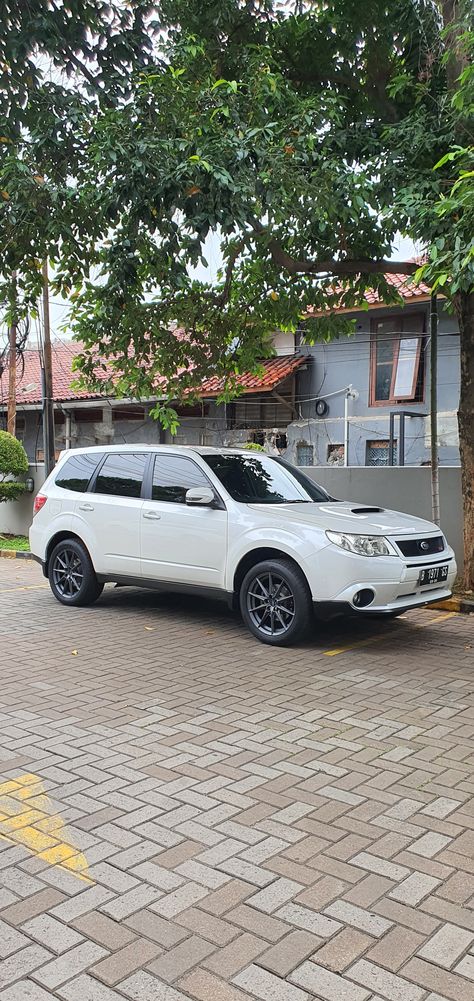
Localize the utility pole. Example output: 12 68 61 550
7 319 17 437
6 275 17 436
42 259 56 475
430 292 440 526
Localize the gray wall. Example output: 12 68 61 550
0 464 45 537
286 302 460 468
302 465 463 570
0 463 463 574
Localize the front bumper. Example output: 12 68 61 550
305 542 457 614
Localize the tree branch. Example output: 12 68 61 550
250 219 418 276
216 240 246 306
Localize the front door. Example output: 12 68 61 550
75 452 148 576
140 453 227 588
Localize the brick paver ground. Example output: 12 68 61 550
0 558 473 1000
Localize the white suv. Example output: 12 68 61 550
30 445 456 646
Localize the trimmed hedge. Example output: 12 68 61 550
0 431 29 504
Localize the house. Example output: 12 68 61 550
0 334 306 461
0 275 461 468
284 274 460 468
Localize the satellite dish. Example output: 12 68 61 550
315 399 328 417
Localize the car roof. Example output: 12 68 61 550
59 444 268 458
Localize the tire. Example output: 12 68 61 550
48 538 104 607
240 558 313 646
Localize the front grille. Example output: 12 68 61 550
396 535 445 558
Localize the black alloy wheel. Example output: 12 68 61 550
48 538 104 607
240 558 312 646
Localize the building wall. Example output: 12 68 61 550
286 302 460 467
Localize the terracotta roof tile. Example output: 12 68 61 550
307 270 431 315
0 342 305 407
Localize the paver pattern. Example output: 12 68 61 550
0 558 473 1001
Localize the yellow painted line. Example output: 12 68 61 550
0 584 49 594
61 854 90 874
10 784 45 802
0 781 21 795
11 826 58 852
0 810 43 832
38 843 79 865
0 772 93 885
36 814 68 834
324 635 382 657
323 609 458 657
425 611 457 624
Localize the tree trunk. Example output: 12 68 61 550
456 290 474 591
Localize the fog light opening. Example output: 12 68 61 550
353 588 375 608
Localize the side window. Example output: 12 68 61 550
94 453 147 498
152 454 212 504
55 453 101 493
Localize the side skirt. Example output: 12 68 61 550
96 573 234 609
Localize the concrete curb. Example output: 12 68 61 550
427 596 474 614
0 549 32 561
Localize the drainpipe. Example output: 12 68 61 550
344 392 350 467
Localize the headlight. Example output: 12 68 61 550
326 531 395 557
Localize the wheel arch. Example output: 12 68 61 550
45 531 92 571
232 547 311 607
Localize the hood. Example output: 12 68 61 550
246 501 440 538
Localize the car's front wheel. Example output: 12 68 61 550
48 539 104 607
240 558 313 646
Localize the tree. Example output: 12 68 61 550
0 431 28 503
0 1 472 583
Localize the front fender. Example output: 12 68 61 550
226 526 326 593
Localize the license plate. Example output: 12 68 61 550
418 565 449 586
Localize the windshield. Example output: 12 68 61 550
204 453 331 504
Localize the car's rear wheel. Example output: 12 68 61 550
240 558 312 646
48 539 104 607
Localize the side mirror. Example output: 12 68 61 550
185 486 216 506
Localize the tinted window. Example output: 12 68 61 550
204 453 329 504
55 452 101 493
94 453 147 498
152 454 211 503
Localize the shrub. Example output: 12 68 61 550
0 431 29 503
244 441 265 452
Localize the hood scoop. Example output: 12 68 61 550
351 507 384 514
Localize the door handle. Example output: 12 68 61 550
78 503 94 511
143 510 161 520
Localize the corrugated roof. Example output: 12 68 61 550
0 342 306 407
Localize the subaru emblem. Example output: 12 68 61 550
420 540 430 551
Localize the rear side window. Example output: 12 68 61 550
152 454 211 503
94 453 147 498
55 453 101 493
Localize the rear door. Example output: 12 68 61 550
140 453 228 587
72 452 148 576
